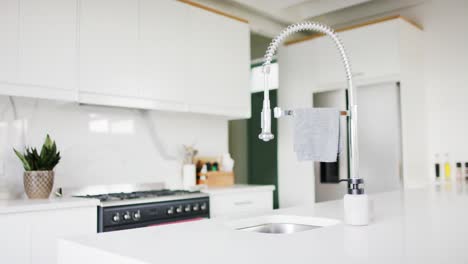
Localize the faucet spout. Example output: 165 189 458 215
260 21 360 181
259 87 274 141
259 106 274 142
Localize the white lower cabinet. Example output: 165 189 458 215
0 206 97 264
0 213 31 264
204 186 275 218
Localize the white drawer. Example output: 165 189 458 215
209 191 273 218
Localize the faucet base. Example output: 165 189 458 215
344 193 370 226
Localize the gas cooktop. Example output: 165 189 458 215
75 189 203 202
59 183 210 232
60 183 209 207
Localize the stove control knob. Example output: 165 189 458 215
167 207 174 215
176 205 183 214
123 211 131 221
184 205 191 212
192 204 199 211
112 213 120 223
201 203 207 211
132 210 141 220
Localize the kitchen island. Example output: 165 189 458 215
58 186 468 264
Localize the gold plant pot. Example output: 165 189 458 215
23 171 54 199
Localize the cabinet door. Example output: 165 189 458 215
138 0 189 107
31 207 97 264
278 40 321 106
340 20 400 82
79 0 138 97
185 7 251 117
0 214 32 264
18 0 77 91
302 19 401 87
210 191 273 218
0 0 19 83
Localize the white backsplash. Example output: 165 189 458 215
0 96 228 198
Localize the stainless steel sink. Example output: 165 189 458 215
237 223 322 234
228 215 340 235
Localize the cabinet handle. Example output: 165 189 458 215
234 200 253 206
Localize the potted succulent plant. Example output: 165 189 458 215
14 135 61 199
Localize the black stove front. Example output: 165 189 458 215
98 197 210 232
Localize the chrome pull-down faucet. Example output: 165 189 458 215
259 22 369 225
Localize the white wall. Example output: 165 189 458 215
314 83 403 202
0 96 228 198
276 0 468 207
386 0 468 179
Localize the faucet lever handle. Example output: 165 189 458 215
274 107 294 118
273 107 282 118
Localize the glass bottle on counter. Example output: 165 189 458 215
197 164 208 185
465 162 468 181
444 153 451 181
434 154 441 182
456 162 463 181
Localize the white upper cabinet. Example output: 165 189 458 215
0 0 19 84
339 20 401 82
79 0 139 98
0 0 77 101
284 18 405 88
18 0 77 90
0 0 250 118
78 0 250 117
186 7 251 118
138 0 189 110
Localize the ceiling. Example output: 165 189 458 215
221 0 374 24
192 0 426 38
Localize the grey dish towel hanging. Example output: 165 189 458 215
293 108 342 162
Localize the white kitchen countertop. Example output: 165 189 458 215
58 186 468 264
0 197 99 214
201 184 275 195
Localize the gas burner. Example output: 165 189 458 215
74 189 201 202
76 194 112 202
